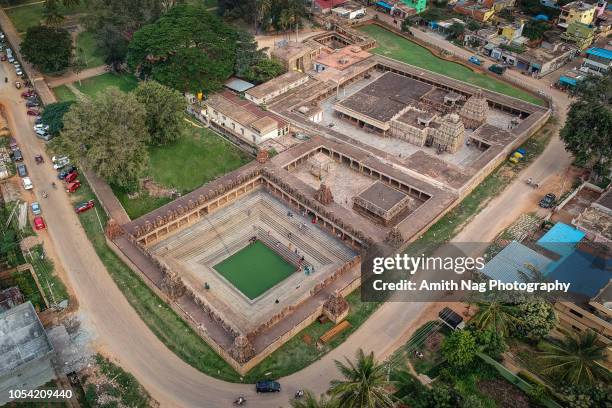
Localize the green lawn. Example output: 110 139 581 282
114 125 251 219
75 72 139 98
75 31 106 68
214 241 295 299
52 84 77 102
358 25 544 106
4 1 87 33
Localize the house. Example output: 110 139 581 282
557 1 597 29
498 20 525 41
244 71 309 105
271 40 323 72
331 2 366 19
560 21 596 49
400 0 427 14
315 0 348 13
581 47 612 74
515 42 577 75
453 2 497 22
0 302 56 405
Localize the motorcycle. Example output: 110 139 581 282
233 396 246 405
295 390 304 399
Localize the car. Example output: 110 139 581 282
21 91 34 98
15 69 23 77
34 124 49 131
255 380 281 393
52 156 70 169
66 180 81 193
33 216 46 230
26 101 40 108
58 165 77 180
35 128 48 137
488 64 506 75
12 148 23 162
75 199 95 214
539 193 556 209
0 54 6 61
34 117 43 125
26 109 39 116
64 171 78 183
16 163 27 177
9 137 18 151
31 202 41 215
468 56 482 66
22 177 33 190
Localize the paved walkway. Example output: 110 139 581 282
46 65 108 88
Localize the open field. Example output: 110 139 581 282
52 85 76 102
214 241 295 300
52 73 138 101
114 125 251 219
75 31 106 68
4 1 88 32
358 25 544 106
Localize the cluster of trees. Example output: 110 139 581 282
219 0 304 34
127 4 284 94
54 81 185 189
21 25 72 73
522 20 550 41
561 71 612 179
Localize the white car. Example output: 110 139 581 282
52 156 70 170
22 177 33 190
34 124 49 131
35 128 48 137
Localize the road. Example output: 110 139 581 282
0 33 573 408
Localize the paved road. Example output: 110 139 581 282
0 33 573 408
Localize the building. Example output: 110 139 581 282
498 20 525 41
581 47 612 74
558 1 597 29
453 2 497 22
202 91 289 147
0 302 55 405
315 0 348 13
314 46 372 73
245 71 309 105
0 287 25 312
400 0 427 14
515 42 578 74
573 186 612 242
271 40 323 72
560 21 596 49
331 2 366 19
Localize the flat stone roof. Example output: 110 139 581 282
356 181 407 212
315 46 372 70
336 72 433 123
0 302 53 376
245 71 308 100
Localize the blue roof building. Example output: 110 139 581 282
582 47 612 74
537 222 585 258
482 241 552 283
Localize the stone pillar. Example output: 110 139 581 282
229 335 255 364
105 219 124 239
322 291 350 324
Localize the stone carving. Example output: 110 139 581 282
315 183 334 205
229 335 255 364
385 227 404 248
322 291 350 323
105 219 125 239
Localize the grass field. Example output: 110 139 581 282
214 241 295 299
76 72 139 98
114 125 251 219
52 85 76 102
75 31 106 68
4 1 87 33
358 25 544 106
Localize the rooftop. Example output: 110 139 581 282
585 47 612 60
0 302 53 376
561 1 596 11
205 91 286 131
356 181 408 212
224 78 255 93
315 46 372 70
481 241 552 283
537 222 585 257
245 71 308 100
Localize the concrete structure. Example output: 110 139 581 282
0 302 55 405
454 2 497 22
271 41 323 72
561 21 596 49
331 2 366 19
573 187 612 243
581 47 612 74
245 71 309 105
498 20 525 41
314 46 372 73
558 1 597 29
431 113 466 153
202 91 289 147
516 42 578 74
401 0 427 13
0 287 25 312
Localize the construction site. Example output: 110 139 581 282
106 23 550 374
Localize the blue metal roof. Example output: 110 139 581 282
559 76 577 86
375 1 393 9
537 222 585 258
482 241 552 283
585 47 612 60
547 247 612 298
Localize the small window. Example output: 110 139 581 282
569 309 583 319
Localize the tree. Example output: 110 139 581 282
133 81 186 145
43 0 64 26
558 384 612 408
513 299 556 341
471 328 507 359
255 0 272 33
538 330 610 386
21 25 72 73
290 390 337 408
467 20 480 31
234 30 264 78
446 22 465 40
127 4 237 94
441 329 477 368
61 88 149 189
470 299 518 337
95 24 129 70
243 58 284 84
41 101 75 137
72 56 87 87
329 349 395 408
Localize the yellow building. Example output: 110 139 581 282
558 1 596 29
498 19 525 41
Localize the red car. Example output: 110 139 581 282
26 109 39 116
75 199 95 214
33 216 46 230
66 180 81 193
64 171 78 183
21 91 34 98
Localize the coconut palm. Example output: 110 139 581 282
255 0 272 33
538 330 610 385
329 349 395 408
470 300 518 337
43 0 64 27
290 390 337 408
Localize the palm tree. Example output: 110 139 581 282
538 330 610 385
255 0 271 33
329 349 395 408
470 300 518 337
43 0 64 27
290 390 337 408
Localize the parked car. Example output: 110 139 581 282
34 117 43 125
52 156 70 170
488 64 506 75
26 101 40 108
539 193 556 208
12 148 23 162
26 109 39 116
468 56 482 66
31 201 41 215
66 180 81 193
75 200 95 214
21 90 35 98
58 166 77 180
9 137 18 151
33 216 46 230
35 128 48 137
64 171 78 183
255 380 281 393
16 163 27 177
22 177 33 190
